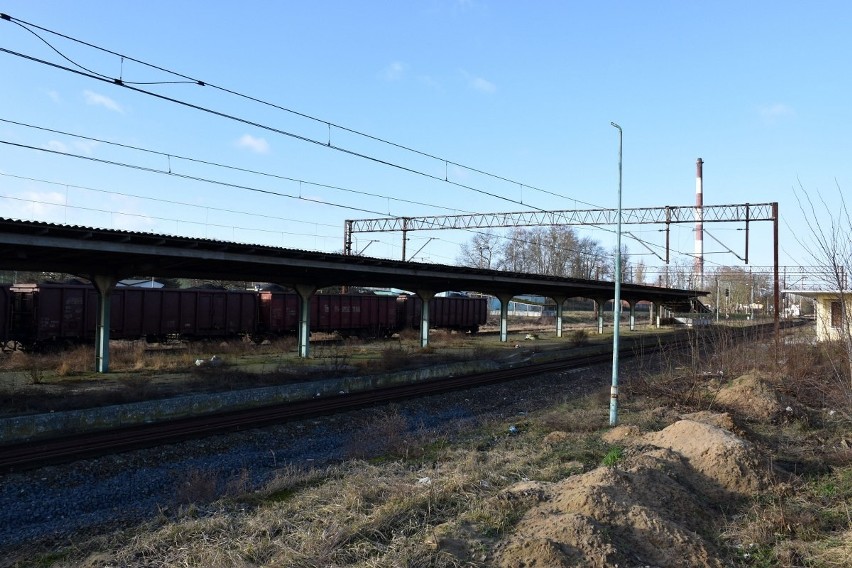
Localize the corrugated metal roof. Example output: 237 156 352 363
0 217 705 303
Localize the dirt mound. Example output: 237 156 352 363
642 419 767 500
601 424 640 444
495 415 764 567
713 373 783 422
680 410 739 433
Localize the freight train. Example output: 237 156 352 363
0 282 488 347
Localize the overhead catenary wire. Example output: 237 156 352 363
0 118 655 262
0 171 340 230
0 192 340 242
0 14 747 271
0 12 602 210
0 139 395 218
0 137 735 269
0 25 564 217
0 138 620 261
0 43 553 214
0 118 471 215
0 17 681 254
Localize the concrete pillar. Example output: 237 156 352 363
595 298 605 334
416 290 435 348
91 274 118 373
294 285 316 358
497 294 513 343
628 300 637 331
653 302 662 328
552 296 566 338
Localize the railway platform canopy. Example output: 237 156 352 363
0 218 706 371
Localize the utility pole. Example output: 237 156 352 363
610 122 623 427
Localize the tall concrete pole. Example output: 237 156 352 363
610 122 623 427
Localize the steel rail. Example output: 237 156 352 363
0 322 788 472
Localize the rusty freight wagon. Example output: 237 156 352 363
257 292 399 338
399 295 488 333
8 283 257 345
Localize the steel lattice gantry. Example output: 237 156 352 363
344 202 781 344
344 202 776 263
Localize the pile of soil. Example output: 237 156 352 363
712 372 786 422
493 374 778 567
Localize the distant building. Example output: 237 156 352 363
118 278 164 289
788 290 852 342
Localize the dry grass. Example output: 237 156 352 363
12 324 852 567
74 439 544 567
722 464 852 567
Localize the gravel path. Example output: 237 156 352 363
0 360 613 564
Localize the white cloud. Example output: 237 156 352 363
471 76 496 93
417 74 441 90
26 190 65 207
461 70 496 94
382 61 406 81
83 90 125 113
74 140 99 155
759 103 794 123
46 90 61 103
44 139 97 155
108 196 159 232
2 190 67 222
46 140 69 153
236 134 270 154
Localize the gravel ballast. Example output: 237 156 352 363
0 361 611 564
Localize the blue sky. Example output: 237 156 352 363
1 1 849 284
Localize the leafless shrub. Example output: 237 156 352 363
345 409 411 459
778 340 852 419
225 468 251 497
24 354 46 385
396 327 420 342
55 345 92 376
260 463 333 502
379 344 412 371
175 468 220 505
311 342 353 372
793 182 852 395
431 329 469 348
569 329 589 347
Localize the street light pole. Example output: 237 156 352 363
610 121 623 426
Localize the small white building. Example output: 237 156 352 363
788 290 852 342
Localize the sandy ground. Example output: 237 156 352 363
491 374 781 567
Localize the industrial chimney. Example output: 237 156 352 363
694 158 704 289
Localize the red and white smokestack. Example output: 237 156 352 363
694 158 704 289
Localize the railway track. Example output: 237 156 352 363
0 322 791 472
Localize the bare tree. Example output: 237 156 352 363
457 231 501 269
573 237 608 279
458 227 611 279
611 244 633 283
707 266 771 317
633 259 647 285
794 182 852 392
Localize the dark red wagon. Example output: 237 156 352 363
8 283 257 343
400 295 488 333
314 294 398 336
258 292 398 337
